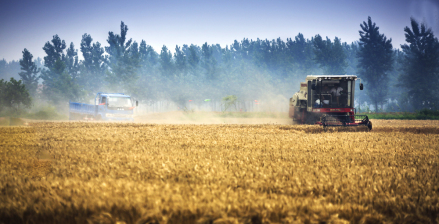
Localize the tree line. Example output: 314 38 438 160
1 17 438 112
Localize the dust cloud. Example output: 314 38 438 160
134 111 293 125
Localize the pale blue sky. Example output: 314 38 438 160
1 0 438 61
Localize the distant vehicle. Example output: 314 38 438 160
289 75 372 130
69 92 138 121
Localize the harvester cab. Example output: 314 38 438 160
289 75 372 130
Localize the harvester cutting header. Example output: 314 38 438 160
289 75 372 130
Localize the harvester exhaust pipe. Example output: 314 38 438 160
320 114 372 130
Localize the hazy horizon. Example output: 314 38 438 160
1 0 438 62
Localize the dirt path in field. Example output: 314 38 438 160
21 112 439 129
134 112 439 129
371 119 439 127
134 111 293 124
0 117 29 126
131 113 439 134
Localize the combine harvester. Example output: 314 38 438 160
289 75 372 130
69 92 138 121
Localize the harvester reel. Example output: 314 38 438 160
320 114 372 131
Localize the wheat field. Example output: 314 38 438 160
0 119 438 223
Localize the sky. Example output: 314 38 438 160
1 0 438 62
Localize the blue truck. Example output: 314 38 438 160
69 92 138 121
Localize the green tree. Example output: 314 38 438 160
40 35 66 100
212 44 223 65
0 78 32 113
40 35 66 85
313 35 347 74
42 35 66 69
221 46 233 72
231 40 243 62
201 42 218 80
19 48 40 96
174 45 186 72
139 41 159 66
159 45 173 77
357 17 394 112
187 44 200 71
66 42 79 80
0 59 7 80
79 33 107 96
221 95 237 112
105 21 140 93
138 40 161 99
44 60 81 103
286 33 316 75
344 42 359 75
400 18 439 109
41 35 81 103
388 50 408 110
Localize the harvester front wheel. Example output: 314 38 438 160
367 121 373 131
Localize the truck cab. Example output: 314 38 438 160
69 92 138 121
95 93 137 121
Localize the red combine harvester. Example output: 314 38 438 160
289 75 372 130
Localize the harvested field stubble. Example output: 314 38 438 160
0 120 438 223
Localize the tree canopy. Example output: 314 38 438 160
40 35 82 103
357 16 394 112
0 78 32 113
19 48 40 96
313 35 347 75
5 19 436 112
105 21 140 93
400 18 439 110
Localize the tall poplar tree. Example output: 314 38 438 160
400 18 439 109
286 33 316 75
41 35 81 103
174 45 186 72
19 48 40 96
65 43 79 80
105 21 140 93
0 59 7 80
357 17 393 112
187 44 200 71
159 45 173 78
80 33 107 95
313 35 347 75
138 41 160 99
201 42 217 80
